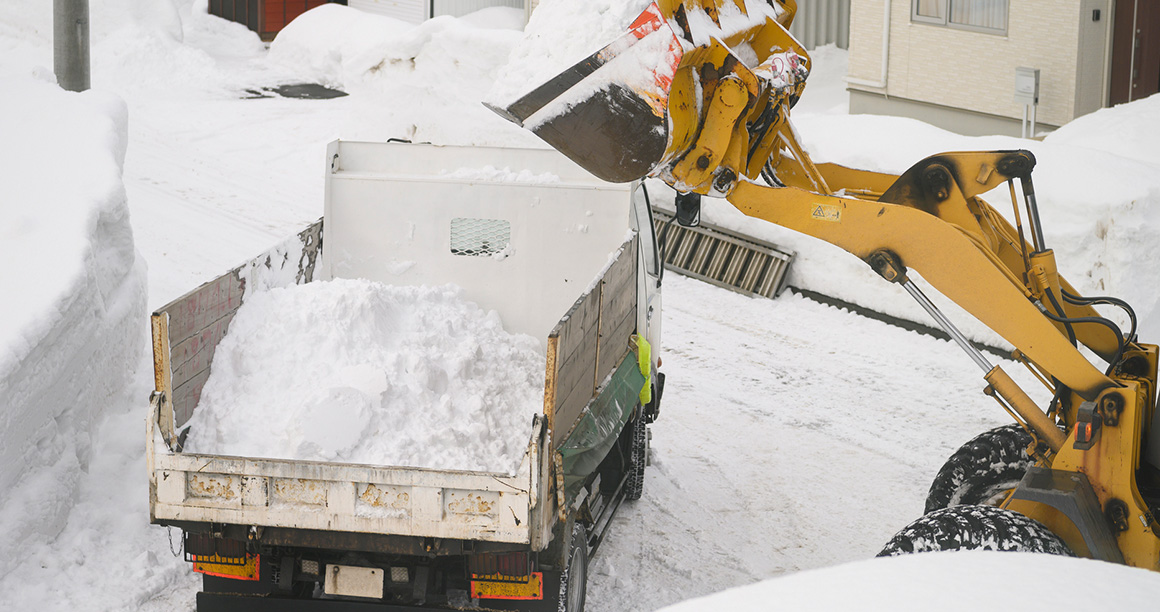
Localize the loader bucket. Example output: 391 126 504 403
485 3 684 183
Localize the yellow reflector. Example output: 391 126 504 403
470 572 543 600
193 553 260 581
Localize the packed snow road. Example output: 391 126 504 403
585 276 1010 610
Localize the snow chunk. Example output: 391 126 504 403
183 279 546 474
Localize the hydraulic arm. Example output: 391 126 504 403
491 0 1160 568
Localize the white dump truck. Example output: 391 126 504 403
147 141 665 612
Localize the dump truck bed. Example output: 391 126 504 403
147 142 652 553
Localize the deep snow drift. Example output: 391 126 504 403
3 0 1160 610
659 551 1160 611
0 74 147 577
184 280 544 473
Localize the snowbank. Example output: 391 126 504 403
659 551 1160 611
0 74 147 575
183 280 545 473
268 5 520 93
266 4 536 146
1046 92 1160 167
487 0 653 106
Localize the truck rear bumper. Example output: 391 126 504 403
197 590 561 612
198 592 420 611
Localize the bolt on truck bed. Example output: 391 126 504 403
147 142 664 611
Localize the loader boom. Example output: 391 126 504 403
492 0 1160 568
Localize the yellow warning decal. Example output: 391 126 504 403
193 553 260 581
811 204 841 222
471 572 544 600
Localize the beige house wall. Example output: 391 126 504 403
848 0 1096 128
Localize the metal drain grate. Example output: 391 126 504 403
450 218 511 256
653 208 794 299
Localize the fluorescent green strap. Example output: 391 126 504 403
636 335 652 405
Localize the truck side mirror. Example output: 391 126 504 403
675 192 701 227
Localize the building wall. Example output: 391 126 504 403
349 0 427 23
351 0 525 23
848 0 1099 129
789 0 852 49
1074 0 1112 116
434 0 523 18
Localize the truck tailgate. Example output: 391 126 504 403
149 405 549 544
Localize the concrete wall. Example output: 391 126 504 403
848 0 1111 134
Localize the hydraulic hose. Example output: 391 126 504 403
1039 290 1127 375
1061 288 1138 344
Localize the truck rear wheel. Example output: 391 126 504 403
624 415 648 501
878 505 1073 557
925 424 1034 513
557 522 588 612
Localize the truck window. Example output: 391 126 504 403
632 184 662 280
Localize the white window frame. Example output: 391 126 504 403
911 0 1008 35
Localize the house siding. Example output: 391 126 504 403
790 0 852 49
349 0 428 23
849 0 1095 128
434 0 523 18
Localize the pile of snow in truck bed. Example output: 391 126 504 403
182 279 546 474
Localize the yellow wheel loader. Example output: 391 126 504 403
490 0 1160 568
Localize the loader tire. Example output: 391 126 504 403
924 424 1033 514
624 415 647 501
878 505 1074 557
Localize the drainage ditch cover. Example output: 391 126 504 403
244 83 348 100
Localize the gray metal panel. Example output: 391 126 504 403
1010 467 1125 563
652 208 795 299
433 0 523 18
789 0 850 50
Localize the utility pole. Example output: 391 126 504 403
54 0 90 92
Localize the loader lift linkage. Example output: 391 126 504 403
491 0 1160 568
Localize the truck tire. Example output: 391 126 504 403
924 424 1034 514
557 522 588 612
624 415 648 501
877 505 1074 557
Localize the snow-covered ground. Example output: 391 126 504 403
658 552 1160 611
2 1 1160 610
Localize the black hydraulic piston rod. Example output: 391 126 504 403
1020 176 1047 254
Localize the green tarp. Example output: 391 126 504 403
557 353 646 506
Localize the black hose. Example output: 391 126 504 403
1040 289 1126 375
1061 288 1138 344
761 161 785 187
1044 288 1077 346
